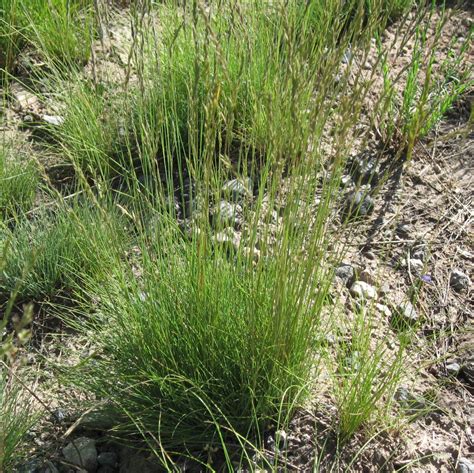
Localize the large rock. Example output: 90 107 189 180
62 437 97 472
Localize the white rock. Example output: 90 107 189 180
350 281 377 300
42 114 64 126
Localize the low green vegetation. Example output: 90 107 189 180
0 0 94 82
0 204 128 302
0 0 471 470
0 146 38 219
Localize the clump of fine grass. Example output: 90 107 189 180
0 148 38 220
376 3 473 159
0 202 129 302
42 0 472 468
0 366 38 473
0 0 94 82
333 306 408 441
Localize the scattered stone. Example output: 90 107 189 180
394 386 426 413
350 281 377 300
396 223 411 238
242 246 261 263
98 452 118 468
335 263 355 287
62 437 97 472
375 303 392 318
349 154 379 186
212 201 242 228
343 191 374 219
222 178 252 201
275 430 288 450
457 457 474 473
461 356 474 387
340 174 353 187
450 269 471 292
41 114 64 126
391 301 419 329
407 258 424 275
445 362 461 376
341 46 353 64
213 227 240 253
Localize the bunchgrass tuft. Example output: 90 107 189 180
0 147 38 220
0 202 129 302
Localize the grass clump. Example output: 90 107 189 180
0 367 37 473
0 203 128 302
68 214 330 457
0 149 38 220
0 0 94 81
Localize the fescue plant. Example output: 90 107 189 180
0 366 37 473
0 202 129 302
0 147 38 220
377 3 473 159
4 0 468 469
52 1 429 466
333 305 408 441
0 0 94 82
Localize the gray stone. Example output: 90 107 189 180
457 457 474 473
119 448 161 473
335 263 355 287
222 178 252 201
408 258 424 275
375 303 392 318
42 114 64 126
343 191 374 219
212 201 241 228
62 437 97 472
394 386 426 413
350 281 377 300
349 155 379 186
212 228 240 253
396 223 411 238
450 269 471 292
446 362 461 376
461 356 474 386
98 452 118 467
275 430 288 450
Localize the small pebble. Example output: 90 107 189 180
408 258 424 274
392 301 418 329
350 281 377 300
450 269 471 292
222 178 252 202
335 263 355 287
445 362 461 376
457 457 474 473
343 191 374 219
